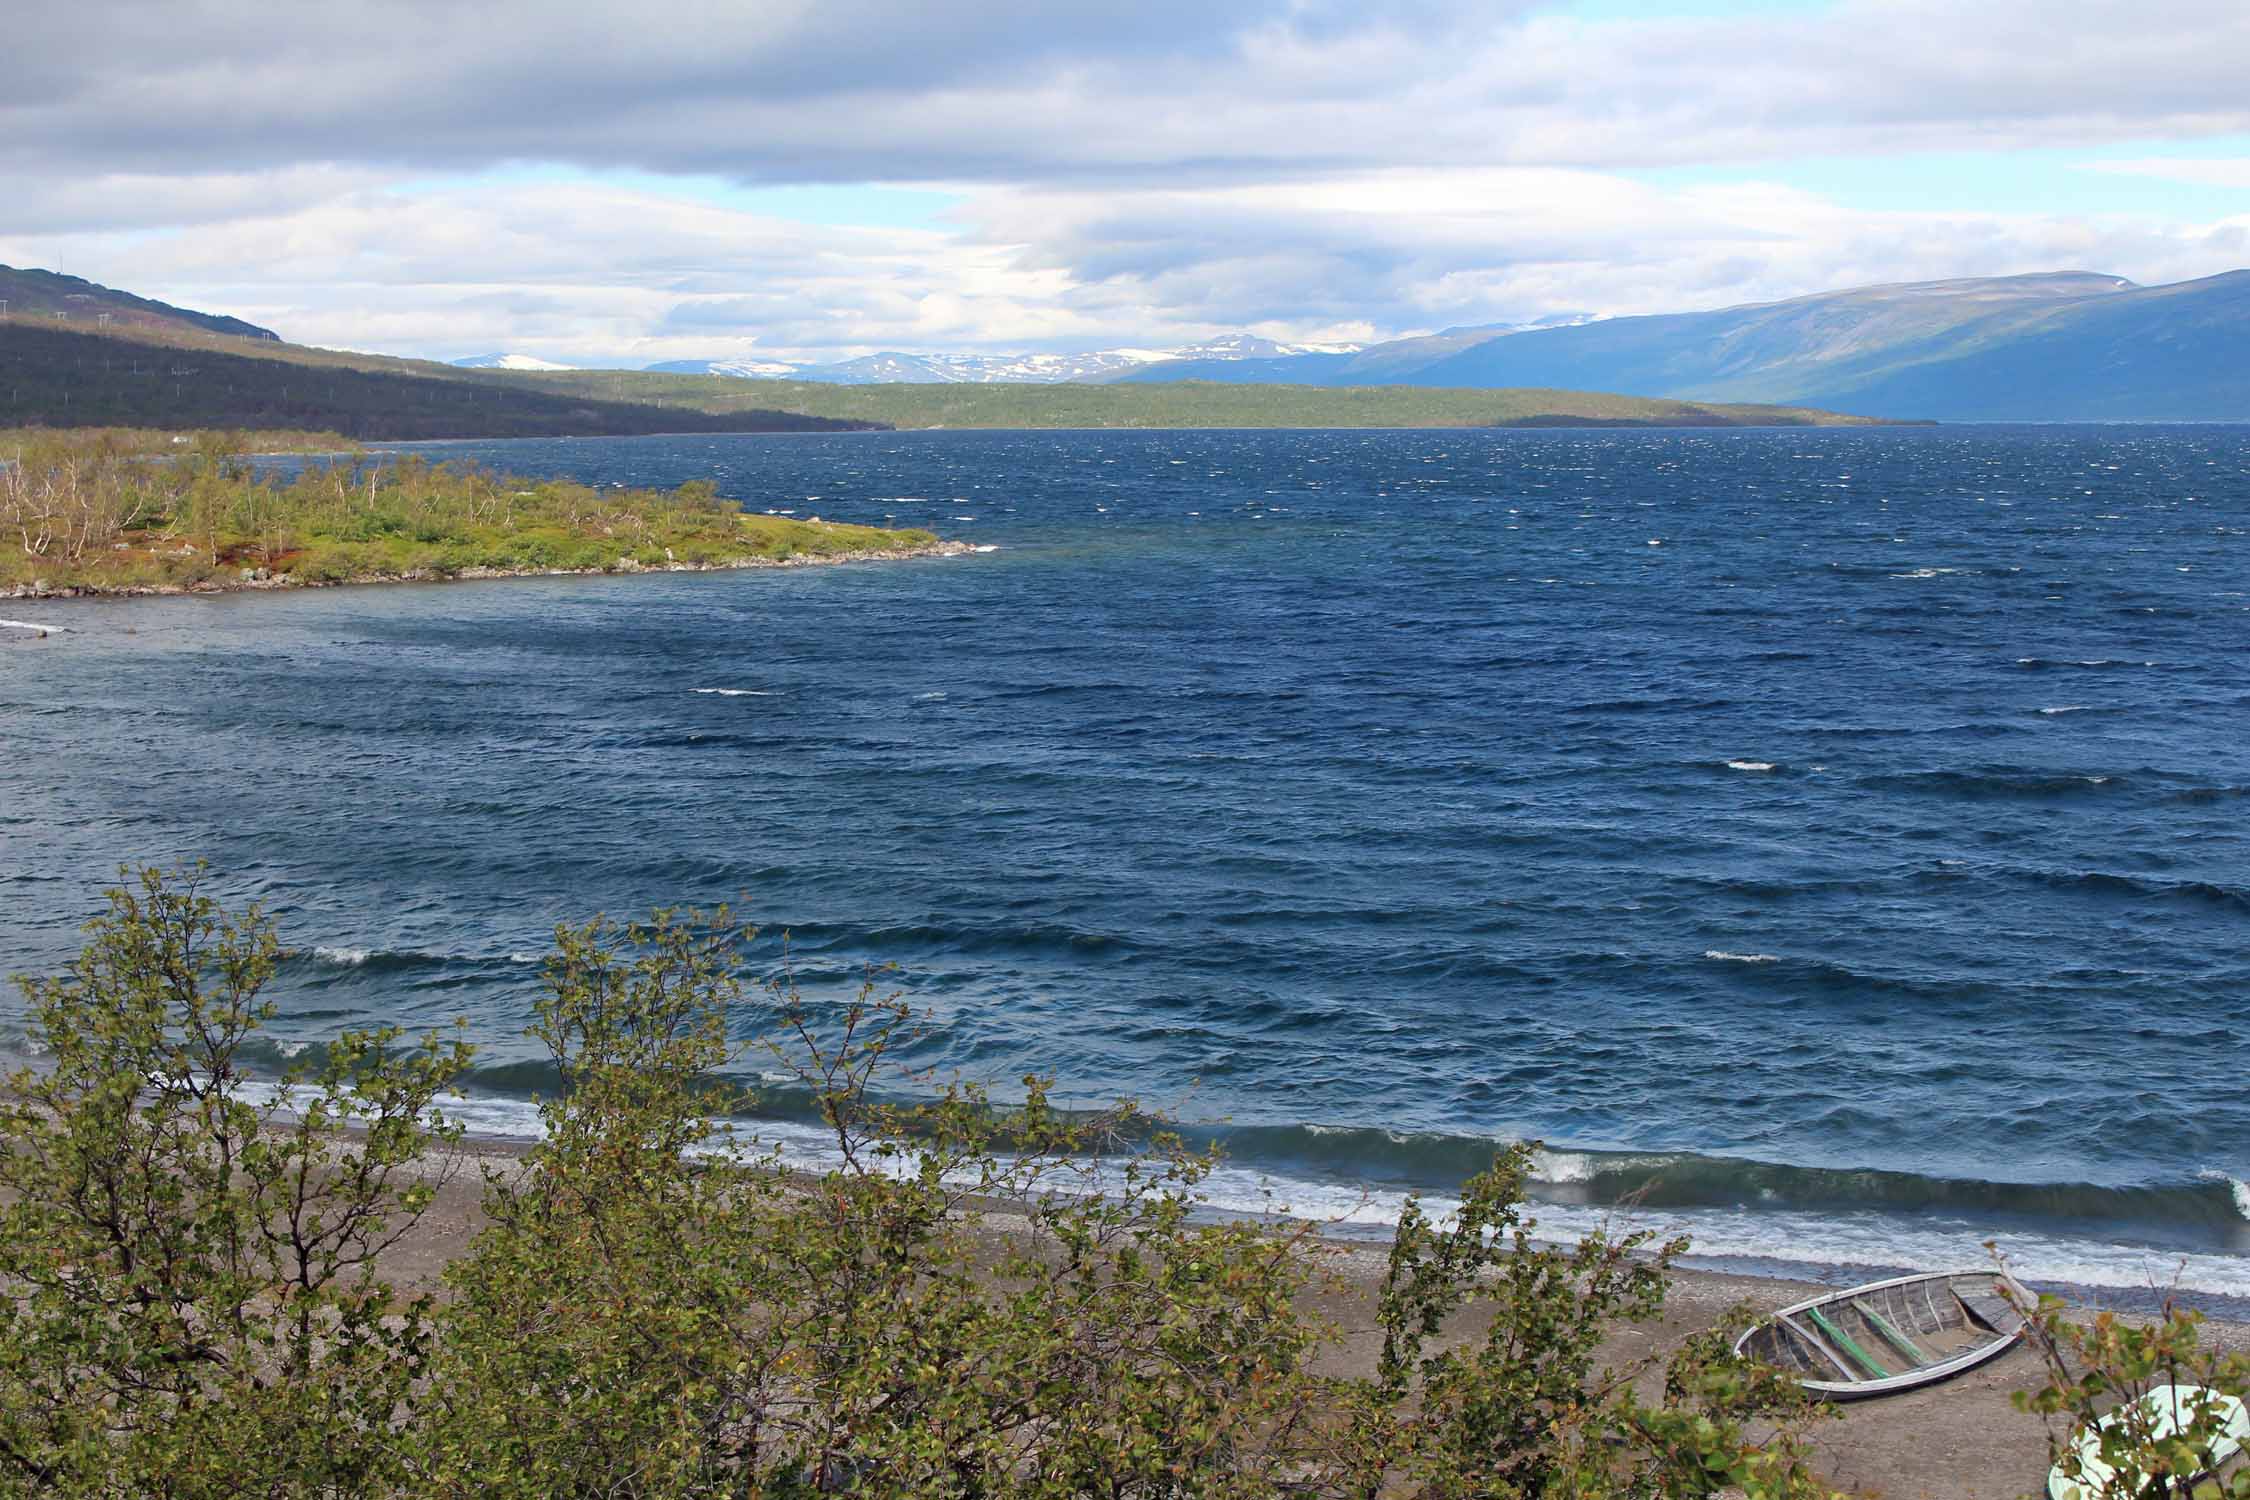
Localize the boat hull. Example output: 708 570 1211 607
1733 1269 2029 1400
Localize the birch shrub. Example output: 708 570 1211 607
4 873 1840 1497
0 867 472 1498
2011 1280 2250 1500
415 908 1842 1499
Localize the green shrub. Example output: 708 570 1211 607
2 875 1842 1497
2011 1269 2250 1499
0 866 472 1498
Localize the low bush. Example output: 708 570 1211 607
4 870 1846 1497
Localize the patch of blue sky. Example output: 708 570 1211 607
391 164 965 228
1628 136 2250 220
1545 0 1830 18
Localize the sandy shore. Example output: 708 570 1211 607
385 1137 2247 1500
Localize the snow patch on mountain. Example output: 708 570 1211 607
644 334 1368 385
646 358 803 377
450 353 575 371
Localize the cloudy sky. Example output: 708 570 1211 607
5 0 2247 367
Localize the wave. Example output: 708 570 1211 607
1724 759 1777 772
2025 869 2250 913
693 687 774 697
393 1076 2250 1298
1858 768 2126 800
2015 657 2158 671
297 945 544 973
1704 950 1780 963
402 1052 2250 1240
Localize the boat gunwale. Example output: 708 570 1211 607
1734 1268 2032 1400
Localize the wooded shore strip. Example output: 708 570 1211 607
0 427 958 599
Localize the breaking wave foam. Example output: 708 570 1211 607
433 1087 2250 1298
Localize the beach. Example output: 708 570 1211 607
385 1137 2248 1500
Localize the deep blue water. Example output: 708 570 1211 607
5 425 2249 1295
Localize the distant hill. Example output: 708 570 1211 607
0 277 877 438
1399 273 2143 406
490 368 1904 430
1090 271 2249 420
1706 270 2250 421
0 264 281 342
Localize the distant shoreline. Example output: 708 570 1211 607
2 537 978 603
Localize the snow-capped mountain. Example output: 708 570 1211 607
645 357 804 377
450 352 575 371
642 334 1367 385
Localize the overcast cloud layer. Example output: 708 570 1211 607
5 0 2248 363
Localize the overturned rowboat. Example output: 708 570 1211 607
1733 1269 2030 1399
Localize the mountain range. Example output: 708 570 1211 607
638 333 1366 385
9 263 2246 424
469 271 2247 419
1113 270 2250 420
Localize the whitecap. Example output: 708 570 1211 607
2038 705 2091 715
693 688 773 697
1705 950 1780 964
914 691 948 701
972 544 999 554
2200 1171 2250 1222
0 619 66 633
313 946 371 966
1531 1149 1597 1184
1726 760 1776 772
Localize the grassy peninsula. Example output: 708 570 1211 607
0 428 956 599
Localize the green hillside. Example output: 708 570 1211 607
463 368 1898 429
0 319 874 438
0 264 282 342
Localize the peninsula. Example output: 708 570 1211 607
0 428 960 600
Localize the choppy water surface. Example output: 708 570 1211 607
5 426 2248 1299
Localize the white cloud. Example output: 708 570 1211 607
9 166 2245 366
8 0 2249 360
6 0 2250 188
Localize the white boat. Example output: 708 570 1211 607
1733 1268 2029 1399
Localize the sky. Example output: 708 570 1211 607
3 0 2247 368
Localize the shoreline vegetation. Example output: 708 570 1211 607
7 870 2248 1498
0 426 963 600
